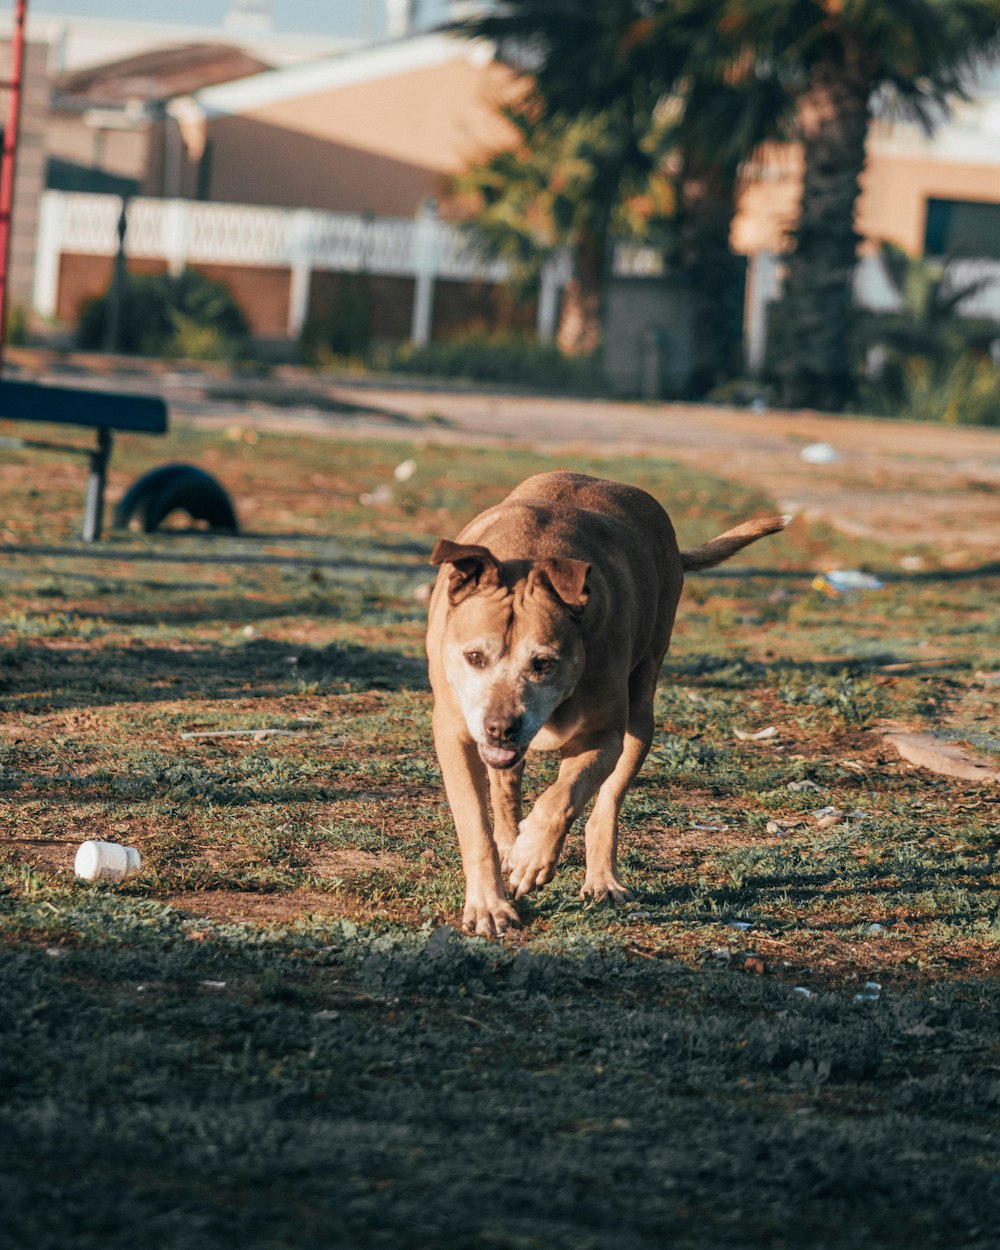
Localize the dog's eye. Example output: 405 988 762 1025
531 655 556 676
464 650 487 669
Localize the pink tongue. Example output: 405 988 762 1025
480 744 518 768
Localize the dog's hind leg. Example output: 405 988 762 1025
488 760 525 872
581 656 661 902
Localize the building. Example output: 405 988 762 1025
0 9 356 74
170 33 520 214
16 19 1000 385
734 76 1000 261
47 43 274 199
35 32 527 347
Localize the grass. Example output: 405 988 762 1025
1 416 998 1248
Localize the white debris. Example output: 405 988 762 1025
800 442 842 464
359 484 394 507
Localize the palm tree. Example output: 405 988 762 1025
459 1 1000 407
737 0 1000 409
457 0 789 393
452 103 663 356
454 3 668 359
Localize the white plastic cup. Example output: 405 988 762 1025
74 840 142 882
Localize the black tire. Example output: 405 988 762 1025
113 463 239 533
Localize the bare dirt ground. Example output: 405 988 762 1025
10 348 1000 558
310 385 1000 559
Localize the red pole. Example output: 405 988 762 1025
0 0 27 372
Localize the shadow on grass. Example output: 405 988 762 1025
0 638 429 712
0 775 345 808
2 909 999 1250
637 871 1000 917
5 537 997 581
663 651 968 685
202 384 418 422
695 559 1000 583
75 594 425 628
0 539 423 574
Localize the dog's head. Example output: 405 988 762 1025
431 539 590 770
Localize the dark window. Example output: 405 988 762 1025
924 197 1000 259
46 157 138 197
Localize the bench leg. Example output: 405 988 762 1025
82 429 113 543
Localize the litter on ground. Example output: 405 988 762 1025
812 570 885 597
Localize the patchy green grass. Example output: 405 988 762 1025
1 419 998 1248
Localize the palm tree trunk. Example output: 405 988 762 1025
676 155 742 397
556 226 605 357
773 52 871 410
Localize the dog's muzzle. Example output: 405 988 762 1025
479 743 524 770
479 711 525 770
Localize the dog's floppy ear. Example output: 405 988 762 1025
529 557 591 615
431 539 502 604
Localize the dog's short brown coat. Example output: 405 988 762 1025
426 471 786 935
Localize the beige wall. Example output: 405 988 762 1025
46 113 151 184
202 55 520 215
732 144 801 255
857 149 1000 255
733 138 1000 257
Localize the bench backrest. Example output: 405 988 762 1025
0 378 168 433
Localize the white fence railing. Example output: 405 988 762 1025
33 191 559 342
744 251 1000 373
34 190 1000 355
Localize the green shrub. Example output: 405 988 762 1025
300 274 373 363
77 270 250 360
853 245 1000 425
860 351 1000 426
375 329 606 393
5 303 29 346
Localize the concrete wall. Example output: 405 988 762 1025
602 277 692 398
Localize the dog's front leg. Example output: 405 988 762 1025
507 730 623 899
433 704 521 936
488 760 525 872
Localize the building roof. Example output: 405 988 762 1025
193 32 497 119
55 42 273 108
0 11 356 73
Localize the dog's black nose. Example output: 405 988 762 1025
484 713 521 744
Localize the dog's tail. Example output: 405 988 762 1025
680 514 792 572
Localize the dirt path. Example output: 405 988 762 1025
323 385 1000 560
10 349 1000 559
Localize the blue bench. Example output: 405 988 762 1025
0 377 168 541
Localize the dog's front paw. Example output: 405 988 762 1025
507 823 562 900
495 835 516 875
580 874 632 904
462 892 522 937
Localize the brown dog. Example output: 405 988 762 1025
426 470 787 936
